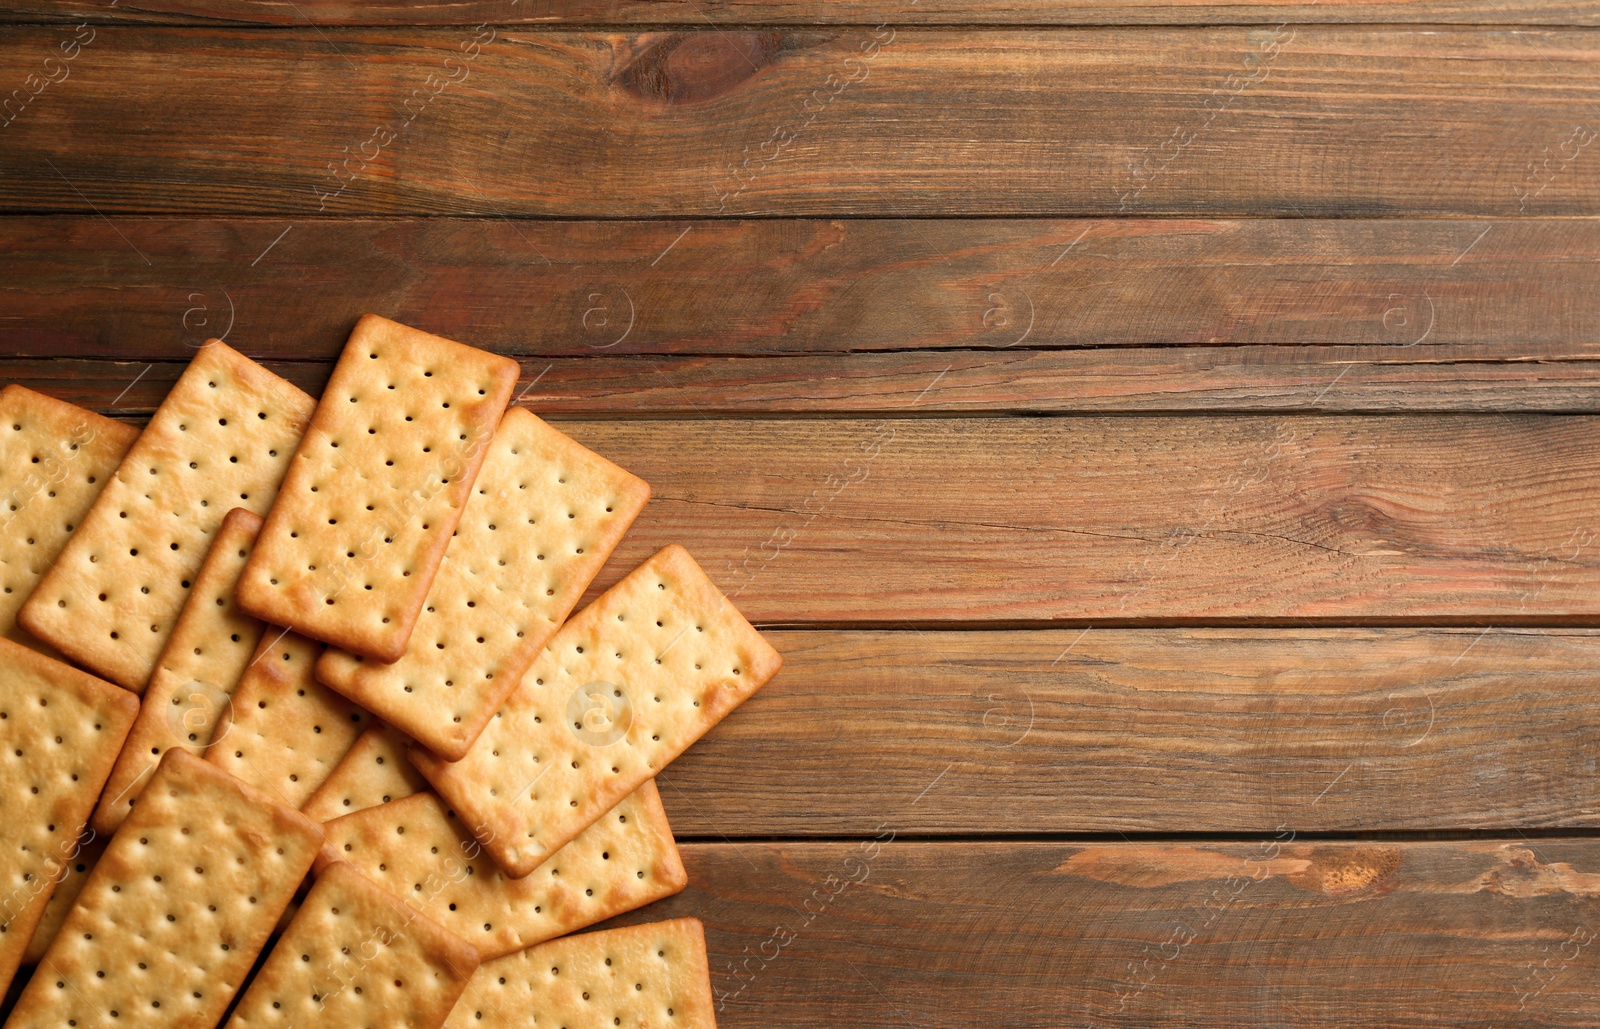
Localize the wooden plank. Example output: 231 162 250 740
4 217 1600 361
4 0 1597 27
612 840 1600 1027
658 628 1600 835
562 414 1600 624
3 28 1599 216
13 347 1600 418
0 405 1586 620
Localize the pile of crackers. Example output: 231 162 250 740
0 315 783 1028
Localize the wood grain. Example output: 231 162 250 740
13 347 1600 417
5 0 1598 26
5 218 1600 361
560 414 1600 624
4 28 1599 216
611 839 1600 1028
659 628 1600 835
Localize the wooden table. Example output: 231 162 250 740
5 2 1600 1024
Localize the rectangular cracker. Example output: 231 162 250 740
92 507 270 835
444 918 716 1029
223 862 479 1029
317 781 686 960
5 749 324 1028
413 544 782 878
0 639 138 996
0 385 140 655
19 342 314 691
21 834 106 966
237 315 520 663
206 629 371 808
316 407 650 760
300 724 428 823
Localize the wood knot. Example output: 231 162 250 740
616 32 785 105
1288 846 1401 897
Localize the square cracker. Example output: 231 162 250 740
316 781 686 960
21 834 106 966
0 639 138 996
93 507 270 835
206 630 371 809
5 749 324 1028
223 862 479 1029
444 918 716 1029
237 315 519 663
412 544 781 878
0 385 140 655
300 724 428 823
316 406 649 760
19 341 314 692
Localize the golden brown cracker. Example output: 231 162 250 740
20 834 105 967
0 640 137 996
4 749 324 1028
413 545 781 878
316 781 686 960
238 315 519 663
300 724 427 823
205 630 370 809
316 406 649 760
444 918 716 1029
19 342 313 691
224 862 479 1029
0 385 139 656
92 507 268 835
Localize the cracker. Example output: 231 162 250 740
18 342 314 691
206 630 371 809
4 749 324 1028
412 544 781 878
21 834 105 966
316 407 650 760
0 385 140 656
92 507 269 835
444 918 716 1029
0 639 137 996
237 315 520 663
300 724 427 823
317 781 686 960
223 862 479 1029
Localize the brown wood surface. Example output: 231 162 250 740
15 346 1600 417
6 0 1599 26
4 28 1600 217
611 839 1600 1028
552 414 1600 624
6 218 1600 361
659 629 1600 835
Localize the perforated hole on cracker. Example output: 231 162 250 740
237 315 519 663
